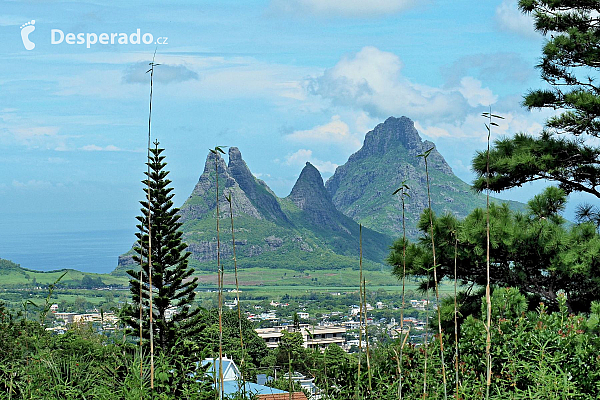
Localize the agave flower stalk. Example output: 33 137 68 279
453 233 459 399
482 109 503 399
362 276 372 393
355 224 364 400
419 147 447 399
392 181 410 400
226 192 246 399
210 145 226 400
145 51 160 391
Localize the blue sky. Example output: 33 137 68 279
1 0 595 240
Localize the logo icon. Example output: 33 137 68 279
20 20 35 50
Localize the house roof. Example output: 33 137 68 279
200 357 289 397
223 381 287 396
257 393 308 400
201 358 241 382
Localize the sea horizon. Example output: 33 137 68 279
0 210 137 274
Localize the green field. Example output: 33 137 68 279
1 257 458 311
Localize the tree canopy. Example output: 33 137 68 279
388 187 600 312
473 1 600 197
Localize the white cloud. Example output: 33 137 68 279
442 53 533 86
458 77 498 107
269 0 423 17
123 62 199 84
308 46 475 122
495 0 538 38
415 111 546 142
51 54 316 102
12 179 53 189
284 149 338 174
0 15 26 26
47 157 68 164
80 144 123 152
286 115 362 149
0 123 69 150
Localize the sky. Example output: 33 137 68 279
1 0 598 270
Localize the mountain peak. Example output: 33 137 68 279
362 115 422 156
288 162 343 226
324 116 525 239
289 163 329 207
202 150 229 176
228 146 290 223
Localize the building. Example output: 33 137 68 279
282 372 320 399
343 320 361 330
201 357 304 399
255 324 346 350
54 312 77 324
165 306 178 321
225 299 238 310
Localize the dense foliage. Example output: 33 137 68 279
6 286 600 399
0 302 213 399
389 187 600 313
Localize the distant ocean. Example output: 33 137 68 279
0 211 137 274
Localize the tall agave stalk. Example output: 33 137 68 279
482 110 503 399
226 192 246 398
210 146 226 400
453 233 459 400
362 276 372 393
355 224 364 400
138 51 160 390
392 181 410 400
145 51 160 391
422 269 430 399
419 147 447 399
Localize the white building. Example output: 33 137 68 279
256 324 346 350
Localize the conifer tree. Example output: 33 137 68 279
473 1 600 197
124 141 203 353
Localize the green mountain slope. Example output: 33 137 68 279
115 147 393 275
325 116 524 239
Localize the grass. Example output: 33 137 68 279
0 267 127 287
1 263 458 294
0 263 461 312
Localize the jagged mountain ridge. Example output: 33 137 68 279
116 147 392 274
325 116 523 238
116 115 523 274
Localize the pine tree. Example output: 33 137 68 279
473 1 600 197
124 141 203 353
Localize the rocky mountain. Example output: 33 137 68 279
325 116 523 239
115 116 524 274
116 147 392 274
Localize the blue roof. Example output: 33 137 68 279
198 358 288 397
222 381 287 396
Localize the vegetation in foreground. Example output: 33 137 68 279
4 289 600 399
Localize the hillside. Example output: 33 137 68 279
326 116 524 239
115 147 393 275
0 258 126 288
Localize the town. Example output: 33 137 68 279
43 289 433 352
